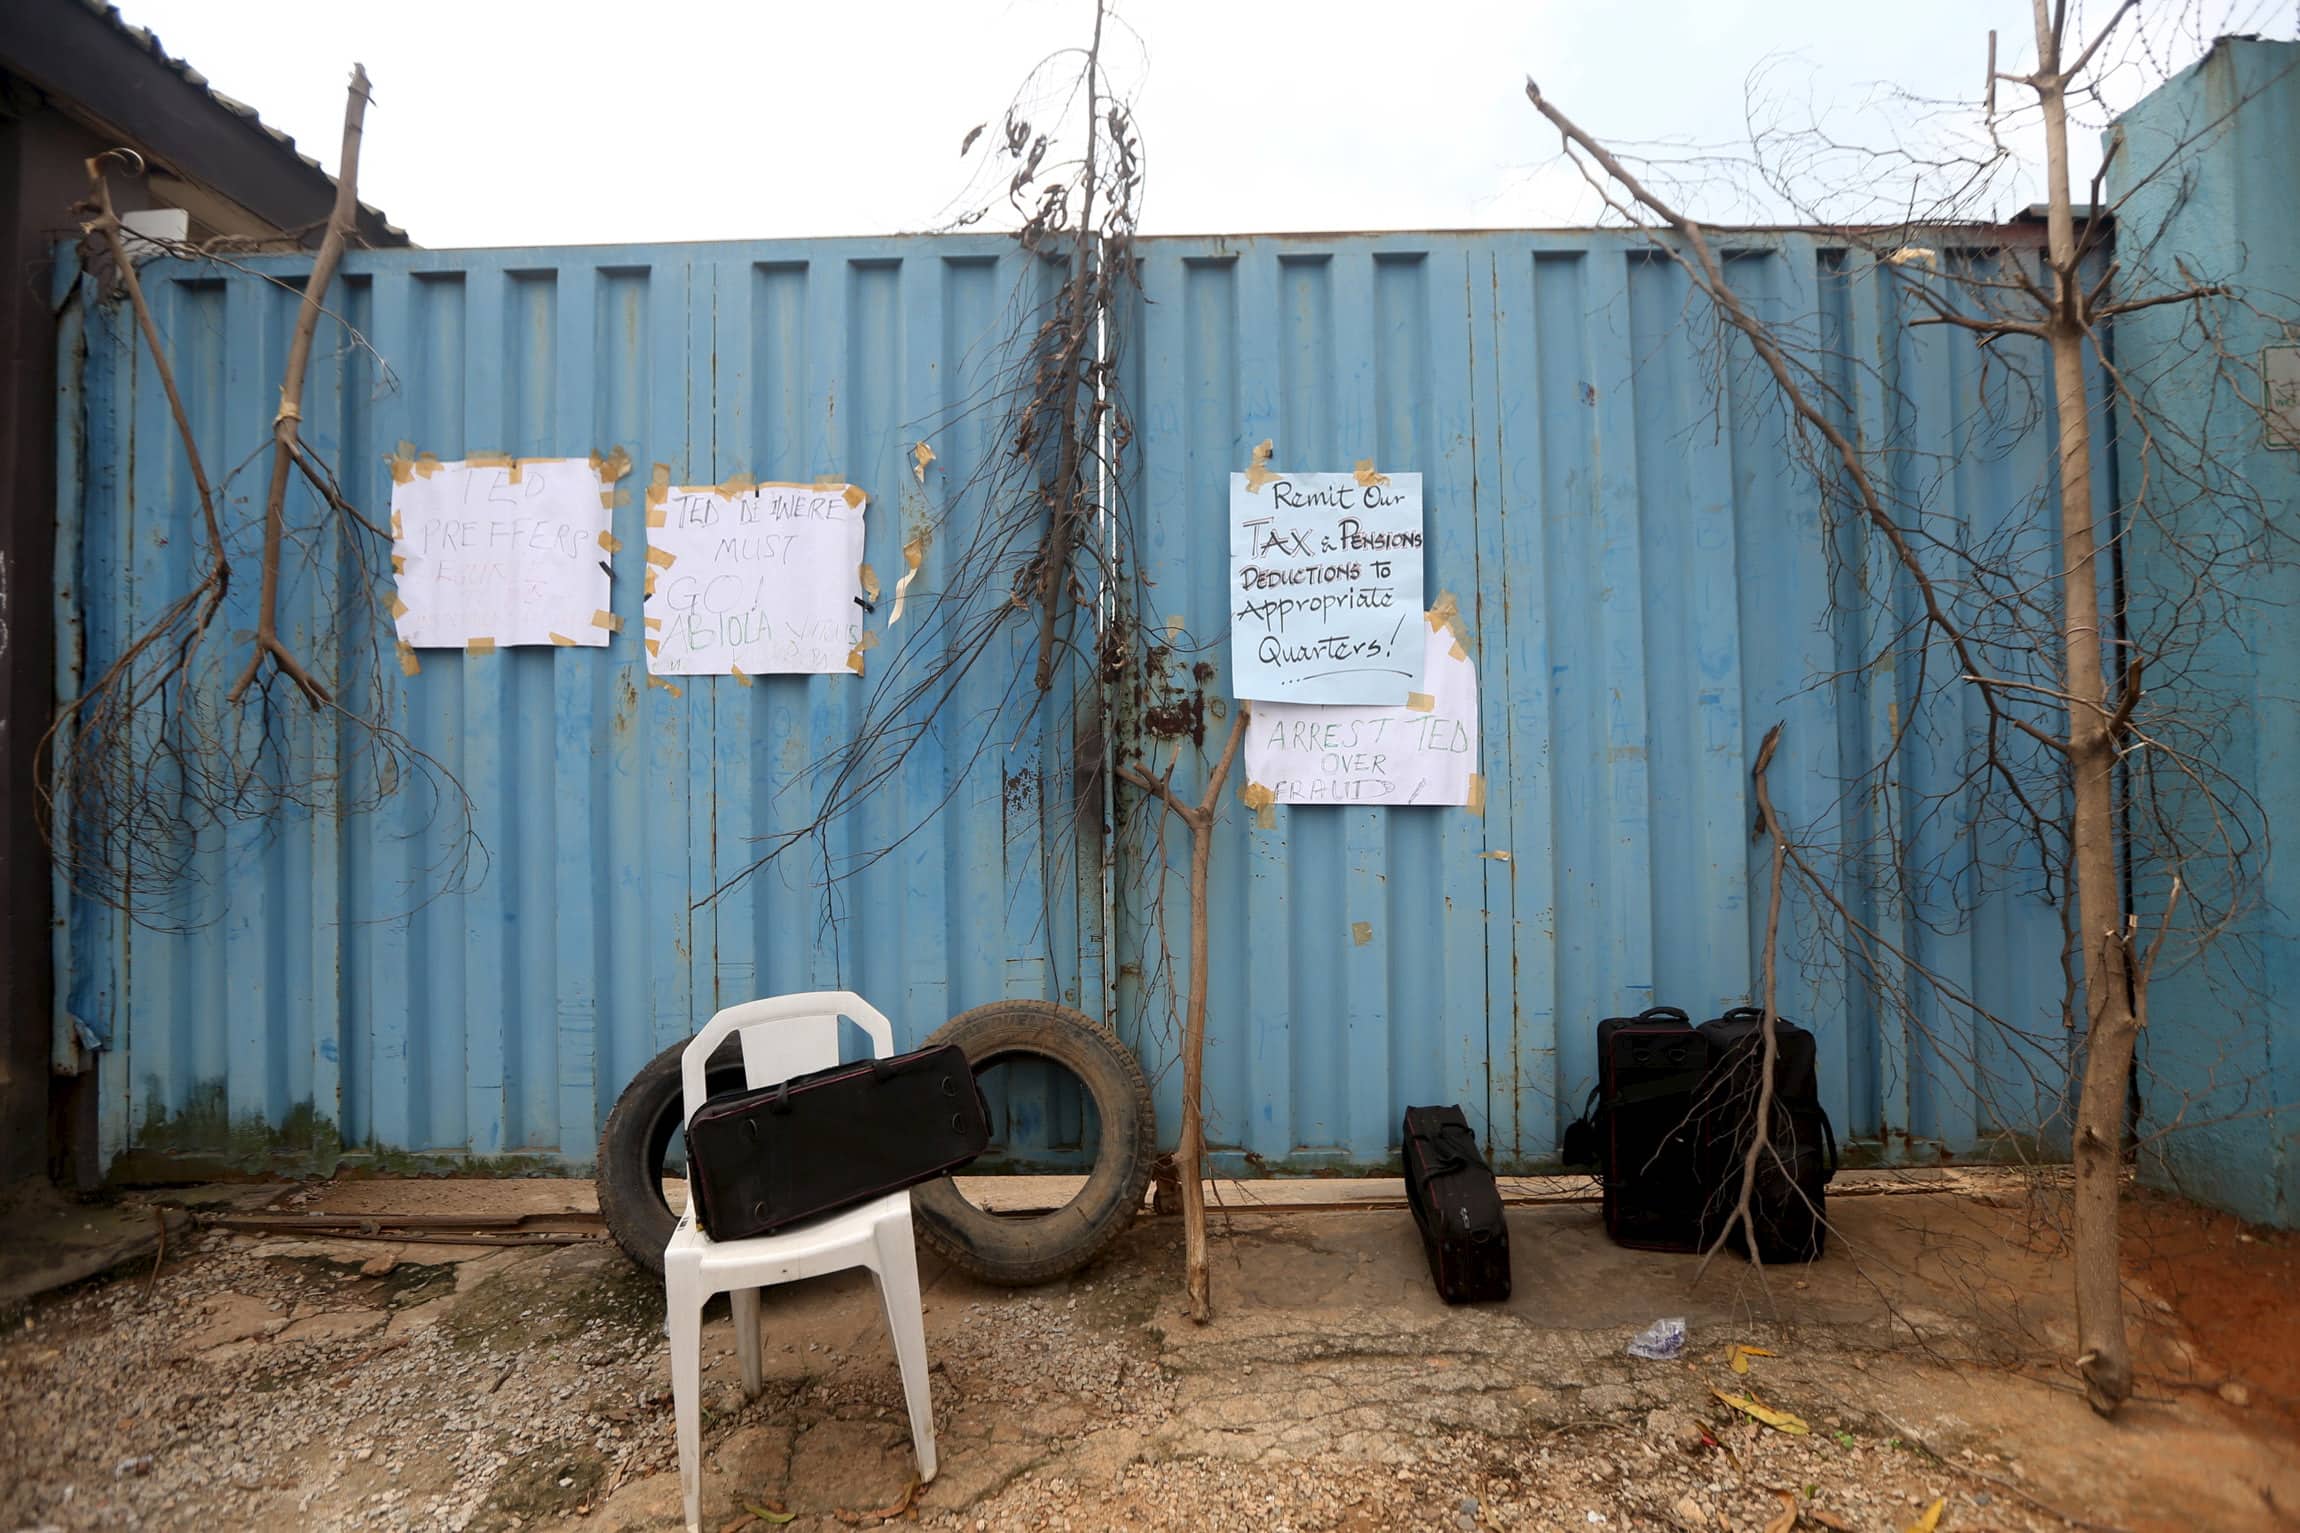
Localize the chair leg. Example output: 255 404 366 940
669 1280 706 1533
731 1285 763 1399
870 1212 937 1484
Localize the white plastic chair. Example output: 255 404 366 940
663 991 937 1533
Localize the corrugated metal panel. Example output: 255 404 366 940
1114 233 2076 1171
2118 40 2300 1226
62 229 2088 1177
58 237 1101 1173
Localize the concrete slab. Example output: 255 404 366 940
279 1166 2011 1223
0 1188 192 1312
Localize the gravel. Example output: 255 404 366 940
0 1212 2183 1533
1 1231 670 1531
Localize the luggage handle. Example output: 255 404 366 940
867 1052 930 1082
762 1049 946 1114
1636 1006 1691 1024
1406 1119 1488 1190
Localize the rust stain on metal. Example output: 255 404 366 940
1003 764 1042 818
1138 688 1205 745
1118 618 1215 747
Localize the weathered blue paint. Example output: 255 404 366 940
61 228 2093 1177
56 238 1102 1171
1113 233 2080 1171
2115 38 2300 1227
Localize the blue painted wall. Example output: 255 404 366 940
2113 38 2300 1226
55 238 1101 1172
1112 234 2080 1171
59 229 2094 1176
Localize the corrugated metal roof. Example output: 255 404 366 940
51 0 408 244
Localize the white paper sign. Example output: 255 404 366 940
391 457 614 648
1244 622 1478 806
1231 469 1424 704
644 481 867 675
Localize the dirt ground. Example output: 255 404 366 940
3 1174 2295 1533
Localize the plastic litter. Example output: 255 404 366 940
1625 1317 1687 1360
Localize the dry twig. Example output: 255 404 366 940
1695 722 1790 1289
1116 704 1249 1321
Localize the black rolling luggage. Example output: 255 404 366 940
1562 1006 1712 1252
1401 1106 1512 1303
684 1043 991 1242
1693 1007 1837 1264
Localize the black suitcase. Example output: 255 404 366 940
1693 1008 1837 1264
1401 1105 1512 1303
1569 1007 1711 1252
684 1043 991 1242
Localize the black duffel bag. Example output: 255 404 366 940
684 1043 991 1242
1693 1007 1838 1264
1401 1105 1512 1303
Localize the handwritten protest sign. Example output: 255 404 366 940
644 481 868 675
391 456 614 648
1242 621 1477 806
1231 469 1423 703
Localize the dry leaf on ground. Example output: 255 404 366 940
834 1478 920 1525
1902 1497 1945 1533
1711 1387 1810 1435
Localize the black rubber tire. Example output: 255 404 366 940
911 1000 1156 1286
595 1038 747 1277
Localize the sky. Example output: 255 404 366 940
109 0 2293 250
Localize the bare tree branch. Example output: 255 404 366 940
229 62 371 707
1118 702 1248 1322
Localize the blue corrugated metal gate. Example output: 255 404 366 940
56 229 2079 1176
1112 234 2075 1171
57 237 1102 1174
